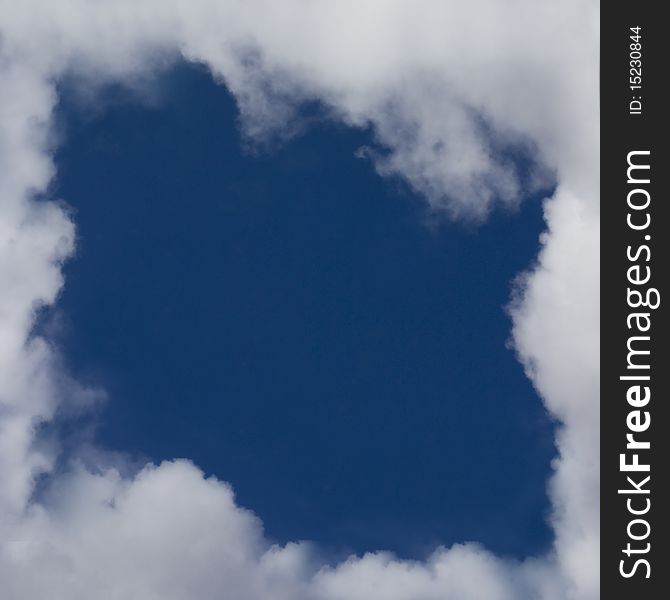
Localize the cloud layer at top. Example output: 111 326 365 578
0 1 598 599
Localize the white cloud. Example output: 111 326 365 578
509 188 600 598
0 1 598 599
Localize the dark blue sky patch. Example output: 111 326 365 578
47 62 556 560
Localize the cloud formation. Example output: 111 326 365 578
0 1 598 599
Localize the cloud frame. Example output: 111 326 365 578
0 2 598 598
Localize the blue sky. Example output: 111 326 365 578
48 62 555 559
